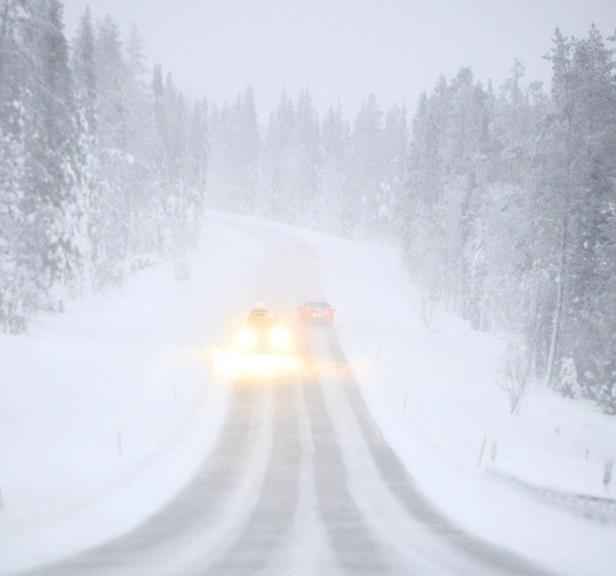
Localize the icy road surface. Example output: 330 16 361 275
14 219 553 576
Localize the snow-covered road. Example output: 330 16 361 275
10 216 557 576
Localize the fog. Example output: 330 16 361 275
3 1 616 575
62 0 616 113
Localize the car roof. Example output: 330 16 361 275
251 307 269 315
305 301 331 308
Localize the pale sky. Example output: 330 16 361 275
62 0 616 116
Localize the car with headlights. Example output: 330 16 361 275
235 305 294 355
215 305 301 381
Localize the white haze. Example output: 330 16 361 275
62 0 616 114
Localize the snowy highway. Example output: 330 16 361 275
3 4 616 574
12 220 555 576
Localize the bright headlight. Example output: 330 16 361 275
236 328 257 351
269 326 291 351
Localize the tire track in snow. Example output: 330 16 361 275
202 381 303 576
301 375 396 575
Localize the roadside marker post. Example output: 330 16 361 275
603 461 613 491
117 430 123 460
491 441 498 463
478 437 487 467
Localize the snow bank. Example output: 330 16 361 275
0 219 264 574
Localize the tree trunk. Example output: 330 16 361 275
545 214 568 388
0 1 10 87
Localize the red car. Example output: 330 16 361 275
299 302 335 323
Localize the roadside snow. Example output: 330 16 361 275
0 220 263 574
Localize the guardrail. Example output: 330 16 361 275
487 468 616 524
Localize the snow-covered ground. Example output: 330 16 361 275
2 211 616 575
219 212 616 576
316 242 616 575
0 221 264 574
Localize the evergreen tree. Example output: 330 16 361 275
345 94 384 237
317 105 349 231
262 90 296 218
25 0 85 299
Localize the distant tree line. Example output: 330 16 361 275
208 27 616 413
0 1 207 332
207 88 408 239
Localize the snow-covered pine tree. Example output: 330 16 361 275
262 90 296 218
540 27 616 400
234 87 261 212
317 105 349 231
291 88 320 225
345 94 384 238
24 0 86 305
71 6 98 292
0 97 28 332
90 14 130 284
185 98 208 235
380 104 408 239
0 1 30 330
